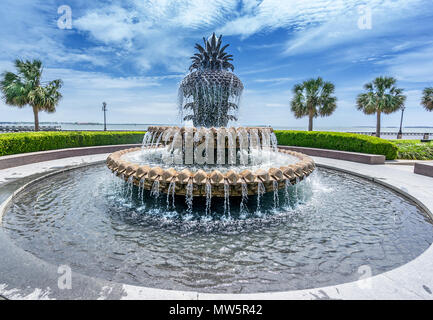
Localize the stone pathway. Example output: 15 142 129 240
386 159 433 165
0 153 108 185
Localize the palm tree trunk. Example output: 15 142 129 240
308 112 313 131
32 105 39 131
376 110 381 138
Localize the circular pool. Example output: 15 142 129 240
2 163 432 293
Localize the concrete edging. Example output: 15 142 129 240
0 144 387 171
0 161 106 225
0 144 141 170
415 162 433 178
279 146 385 164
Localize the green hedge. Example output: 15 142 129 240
0 130 399 160
391 140 433 160
0 131 145 157
274 130 398 160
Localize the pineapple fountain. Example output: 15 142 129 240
4 34 433 297
107 34 315 216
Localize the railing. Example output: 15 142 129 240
349 132 431 140
0 126 61 132
0 127 431 140
350 131 431 136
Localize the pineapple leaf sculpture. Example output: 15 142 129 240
178 33 243 128
189 34 234 72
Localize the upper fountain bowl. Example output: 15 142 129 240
107 126 316 197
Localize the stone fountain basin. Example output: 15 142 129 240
106 147 316 197
0 154 433 299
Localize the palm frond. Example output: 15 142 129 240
357 76 406 115
1 59 63 113
290 77 337 120
421 87 433 111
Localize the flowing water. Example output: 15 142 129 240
122 147 298 174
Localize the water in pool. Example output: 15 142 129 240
2 164 433 293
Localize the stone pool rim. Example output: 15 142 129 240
0 155 432 299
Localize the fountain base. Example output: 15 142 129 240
107 147 315 197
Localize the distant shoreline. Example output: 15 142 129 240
1 122 432 129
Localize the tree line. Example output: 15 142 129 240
291 77 432 137
1 59 432 137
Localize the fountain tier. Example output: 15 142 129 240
107 34 315 199
107 126 315 197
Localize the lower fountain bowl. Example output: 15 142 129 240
2 163 432 293
106 147 315 197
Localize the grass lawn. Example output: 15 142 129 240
391 140 433 160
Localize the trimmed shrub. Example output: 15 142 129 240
0 130 399 160
274 130 398 160
391 140 433 160
0 131 145 157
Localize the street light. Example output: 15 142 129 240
102 102 107 131
397 106 405 139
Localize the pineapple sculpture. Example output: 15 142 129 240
179 33 244 127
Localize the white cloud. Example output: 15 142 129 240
218 0 372 38
283 0 426 56
2 0 428 73
379 45 433 83
74 6 136 44
0 64 181 123
266 103 289 107
1 0 432 127
74 0 425 71
252 77 293 85
73 0 238 72
44 68 162 89
253 76 293 82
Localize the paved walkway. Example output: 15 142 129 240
386 159 433 165
0 154 108 185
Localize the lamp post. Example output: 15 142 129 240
397 106 405 139
102 102 107 131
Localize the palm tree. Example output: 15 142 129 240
290 77 337 131
421 87 433 112
0 59 63 131
357 76 406 138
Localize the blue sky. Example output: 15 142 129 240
1 0 433 128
